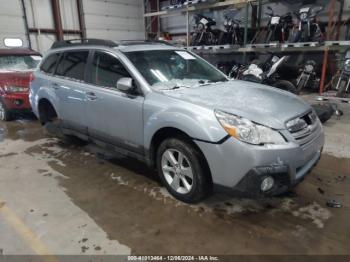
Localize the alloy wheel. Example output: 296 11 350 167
161 149 194 194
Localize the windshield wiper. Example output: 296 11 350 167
161 84 191 90
197 79 227 86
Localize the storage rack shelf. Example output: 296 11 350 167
144 0 254 17
186 41 350 54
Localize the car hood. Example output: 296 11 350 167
0 71 32 89
160 80 311 129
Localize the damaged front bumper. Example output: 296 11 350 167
194 129 324 197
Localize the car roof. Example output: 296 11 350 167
0 48 41 56
48 39 180 54
116 44 178 52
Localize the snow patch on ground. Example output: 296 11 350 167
291 202 331 229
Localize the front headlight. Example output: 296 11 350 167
215 110 287 145
344 59 350 72
305 64 314 73
4 86 27 93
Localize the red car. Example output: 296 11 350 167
0 48 42 121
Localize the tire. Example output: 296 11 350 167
301 24 309 42
156 137 212 203
296 75 307 94
218 31 226 45
190 33 200 46
291 30 301 43
311 104 335 124
0 100 12 121
336 78 349 98
265 30 273 43
273 80 297 94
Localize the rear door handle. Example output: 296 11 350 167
86 91 98 101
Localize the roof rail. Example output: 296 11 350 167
119 40 173 46
51 38 118 49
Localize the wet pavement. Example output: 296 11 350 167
0 107 349 255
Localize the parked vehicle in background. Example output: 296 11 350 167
336 50 350 98
292 5 325 43
264 6 293 43
240 55 297 93
295 60 320 94
218 13 242 45
0 48 42 121
191 14 222 46
30 39 324 203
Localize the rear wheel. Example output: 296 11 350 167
156 137 212 203
274 80 297 94
38 100 62 135
0 100 12 121
265 30 273 43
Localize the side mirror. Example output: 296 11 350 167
116 77 134 92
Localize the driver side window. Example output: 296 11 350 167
90 52 131 88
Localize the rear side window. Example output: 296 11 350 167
40 53 59 74
90 52 130 88
55 51 89 81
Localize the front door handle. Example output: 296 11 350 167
86 91 98 101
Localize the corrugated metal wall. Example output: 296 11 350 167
25 0 55 52
0 0 144 53
82 0 145 41
0 0 28 48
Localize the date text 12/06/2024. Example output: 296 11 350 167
127 256 219 261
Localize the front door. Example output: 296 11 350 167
84 51 144 154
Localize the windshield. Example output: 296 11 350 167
124 50 228 90
0 55 42 72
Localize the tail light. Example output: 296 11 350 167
29 73 35 83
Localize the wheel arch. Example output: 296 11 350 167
38 98 58 124
148 126 213 184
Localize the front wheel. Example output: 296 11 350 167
296 74 307 94
336 78 350 98
0 100 12 121
156 137 212 203
273 80 297 94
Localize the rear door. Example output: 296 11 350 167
53 50 90 134
84 50 145 154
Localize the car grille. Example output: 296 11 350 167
286 111 321 147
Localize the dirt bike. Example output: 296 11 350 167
191 14 222 46
265 6 294 43
240 55 297 93
218 15 242 45
336 50 350 98
295 60 320 94
292 5 325 42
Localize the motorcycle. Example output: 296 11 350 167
218 15 242 45
240 55 297 93
191 14 221 46
295 60 320 94
336 50 350 98
292 5 325 42
265 6 294 43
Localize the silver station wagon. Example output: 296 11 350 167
30 39 324 203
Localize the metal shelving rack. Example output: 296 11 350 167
144 0 254 46
143 0 350 94
187 41 350 53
